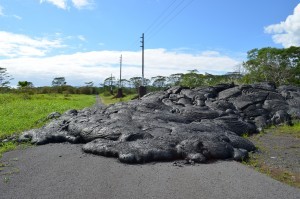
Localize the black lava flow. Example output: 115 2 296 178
19 83 300 164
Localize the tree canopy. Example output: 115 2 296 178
18 81 34 88
242 46 300 85
0 67 13 87
52 77 66 87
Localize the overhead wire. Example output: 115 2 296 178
147 0 196 42
146 0 186 39
124 0 195 53
125 0 183 51
144 0 179 34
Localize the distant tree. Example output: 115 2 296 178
151 76 167 88
129 77 142 89
144 78 151 86
82 81 99 95
103 76 116 94
180 70 205 87
0 67 13 87
123 79 130 87
103 76 116 87
84 81 94 87
129 77 150 89
243 46 300 85
18 81 34 88
52 77 66 87
167 73 183 86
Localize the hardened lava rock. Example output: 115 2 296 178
19 82 300 164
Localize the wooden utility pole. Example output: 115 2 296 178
117 54 123 98
119 54 122 88
138 33 147 98
141 33 145 86
139 33 147 98
110 73 113 95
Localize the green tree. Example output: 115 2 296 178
52 77 66 87
151 76 167 88
167 73 183 86
103 76 116 94
120 79 130 88
180 70 205 87
0 67 13 87
84 81 94 87
129 77 150 89
103 76 115 87
18 81 34 88
243 46 300 85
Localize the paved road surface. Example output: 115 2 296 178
0 143 299 199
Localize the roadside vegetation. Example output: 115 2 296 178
0 93 96 157
99 92 138 105
0 93 96 138
243 122 300 188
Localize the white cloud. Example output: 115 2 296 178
71 0 93 9
0 49 240 86
0 5 22 20
77 35 86 41
40 0 68 10
40 0 94 10
0 31 65 58
13 15 22 20
265 3 300 47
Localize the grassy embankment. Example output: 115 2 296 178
0 93 96 157
99 93 138 105
243 122 300 188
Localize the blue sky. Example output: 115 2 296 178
0 0 299 86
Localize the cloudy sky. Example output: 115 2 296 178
0 0 299 87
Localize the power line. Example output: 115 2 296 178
147 0 196 42
125 0 183 51
144 0 179 34
125 0 195 51
121 0 195 73
146 0 186 39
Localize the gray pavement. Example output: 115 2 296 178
0 143 299 199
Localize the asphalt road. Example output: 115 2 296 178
1 143 299 199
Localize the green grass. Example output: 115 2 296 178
0 142 17 158
99 93 137 105
0 141 32 158
0 93 96 138
270 121 300 138
0 93 95 157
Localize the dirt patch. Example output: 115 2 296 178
246 129 300 188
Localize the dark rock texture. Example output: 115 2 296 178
19 83 300 164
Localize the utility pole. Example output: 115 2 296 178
119 54 122 88
110 73 113 95
117 54 123 98
139 33 147 98
141 33 145 86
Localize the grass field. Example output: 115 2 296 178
0 93 96 139
99 93 138 105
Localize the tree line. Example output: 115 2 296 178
1 46 299 95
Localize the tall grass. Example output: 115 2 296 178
0 93 95 138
